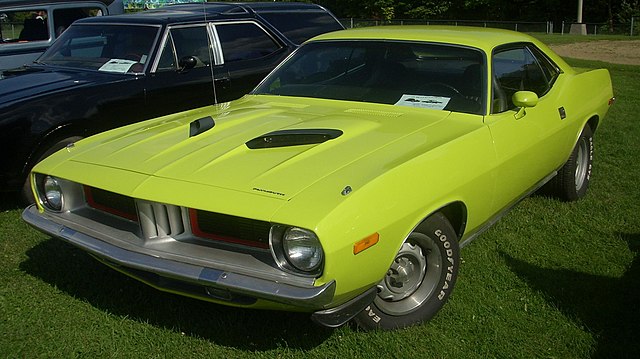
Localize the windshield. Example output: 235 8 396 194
254 41 486 115
38 23 159 74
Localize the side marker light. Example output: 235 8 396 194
354 233 380 255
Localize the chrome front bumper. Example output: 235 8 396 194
22 205 336 310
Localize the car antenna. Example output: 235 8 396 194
201 1 218 104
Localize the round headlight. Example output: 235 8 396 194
43 176 63 211
283 227 323 272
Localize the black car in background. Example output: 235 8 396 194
0 2 343 201
0 0 125 71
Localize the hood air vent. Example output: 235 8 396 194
246 129 343 149
189 116 215 137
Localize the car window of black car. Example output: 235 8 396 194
257 12 343 45
215 22 281 63
157 25 212 71
492 46 558 113
39 24 157 73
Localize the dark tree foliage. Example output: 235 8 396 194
314 0 638 24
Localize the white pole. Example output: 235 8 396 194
577 0 583 23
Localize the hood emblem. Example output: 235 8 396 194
253 187 286 197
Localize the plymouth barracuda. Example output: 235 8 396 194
23 26 614 330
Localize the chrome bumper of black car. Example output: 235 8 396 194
22 205 336 310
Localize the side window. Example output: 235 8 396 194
257 12 343 45
215 23 280 62
157 25 212 71
0 9 50 42
156 33 176 71
52 7 103 37
492 45 559 113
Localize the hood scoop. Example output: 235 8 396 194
189 116 215 137
246 129 343 149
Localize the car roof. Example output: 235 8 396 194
73 2 331 26
309 25 541 52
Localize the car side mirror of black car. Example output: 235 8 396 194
178 56 198 72
512 91 538 120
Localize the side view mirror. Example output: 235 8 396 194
512 91 538 119
178 56 198 72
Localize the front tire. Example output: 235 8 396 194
546 125 593 201
354 213 460 330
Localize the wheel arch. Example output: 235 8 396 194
586 115 599 133
22 122 85 177
412 201 467 241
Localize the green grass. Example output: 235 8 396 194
1 53 639 358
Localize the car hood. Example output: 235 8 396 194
55 96 454 200
0 66 128 104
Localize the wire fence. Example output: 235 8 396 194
340 16 640 36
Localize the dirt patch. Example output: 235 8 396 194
550 40 640 65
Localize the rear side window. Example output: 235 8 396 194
258 12 343 45
1 9 49 42
216 22 280 62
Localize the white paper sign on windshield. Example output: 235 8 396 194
395 95 450 110
98 59 137 73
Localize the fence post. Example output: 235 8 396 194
632 16 635 36
561 21 565 35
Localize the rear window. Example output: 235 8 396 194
258 12 342 45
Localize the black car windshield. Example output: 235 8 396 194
37 24 159 74
254 41 486 115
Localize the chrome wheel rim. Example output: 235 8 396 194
374 232 443 316
575 137 589 191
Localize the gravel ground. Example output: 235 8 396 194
550 40 640 65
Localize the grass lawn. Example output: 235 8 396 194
1 49 638 358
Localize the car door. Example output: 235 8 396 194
144 23 224 118
485 44 569 212
212 21 290 103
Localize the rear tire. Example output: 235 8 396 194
354 213 460 330
546 125 593 201
20 136 83 204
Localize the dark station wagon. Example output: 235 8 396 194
0 2 343 201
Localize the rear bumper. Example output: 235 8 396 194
22 205 336 309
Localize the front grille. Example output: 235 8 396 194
138 201 185 239
83 186 270 248
84 186 138 221
189 209 271 249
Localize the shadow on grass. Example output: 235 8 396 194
501 232 639 359
20 238 333 350
0 192 22 211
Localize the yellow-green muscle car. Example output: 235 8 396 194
23 26 614 330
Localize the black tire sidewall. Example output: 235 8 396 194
559 125 593 201
354 212 460 330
